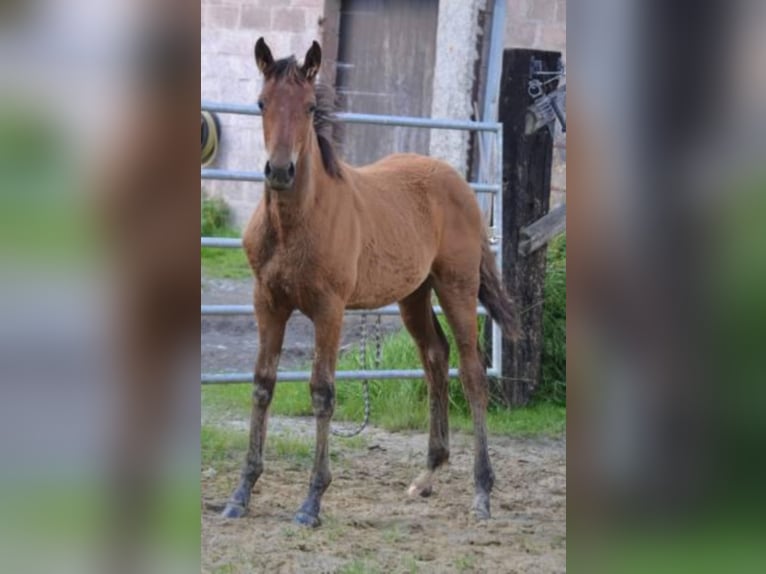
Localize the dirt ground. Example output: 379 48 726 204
202 277 566 572
201 417 566 573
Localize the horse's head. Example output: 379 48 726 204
255 37 321 191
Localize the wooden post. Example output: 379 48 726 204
495 49 561 407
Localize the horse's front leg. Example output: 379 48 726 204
294 300 344 527
222 297 291 518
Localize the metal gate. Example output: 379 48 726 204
201 101 504 384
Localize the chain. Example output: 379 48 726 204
331 313 380 438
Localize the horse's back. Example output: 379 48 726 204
344 153 485 307
353 153 480 218
352 152 484 253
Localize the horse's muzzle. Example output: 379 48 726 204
264 160 295 190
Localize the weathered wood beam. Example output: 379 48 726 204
519 203 566 256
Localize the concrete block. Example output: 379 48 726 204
290 32 320 56
204 5 240 29
258 0 289 8
240 5 271 30
540 23 566 52
528 0 557 21
289 0 324 8
430 0 483 174
272 7 307 33
556 0 566 23
506 0 527 19
205 31 253 57
505 21 541 48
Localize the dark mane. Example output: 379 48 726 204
266 56 301 81
264 57 343 179
313 83 343 179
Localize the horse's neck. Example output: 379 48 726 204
266 141 323 239
267 192 309 236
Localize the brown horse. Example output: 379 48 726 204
221 38 520 527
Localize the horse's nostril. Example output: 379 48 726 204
264 160 294 188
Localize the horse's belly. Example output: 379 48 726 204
346 256 431 310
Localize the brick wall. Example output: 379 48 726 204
201 0 324 227
505 0 567 206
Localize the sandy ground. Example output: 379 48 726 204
201 417 566 573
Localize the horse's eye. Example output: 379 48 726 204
307 103 317 114
257 100 265 111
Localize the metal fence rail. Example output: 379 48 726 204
201 100 501 130
202 304 488 317
201 101 503 385
201 167 501 193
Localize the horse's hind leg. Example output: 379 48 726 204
222 298 291 518
398 279 451 497
433 276 494 520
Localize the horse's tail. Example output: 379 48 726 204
479 237 521 341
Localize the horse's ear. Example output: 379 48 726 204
301 41 322 82
255 37 274 75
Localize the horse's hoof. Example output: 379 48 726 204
221 503 247 518
472 494 491 520
407 482 433 498
407 471 434 498
293 511 321 528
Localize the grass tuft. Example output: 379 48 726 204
338 559 382 574
537 233 567 405
201 425 248 470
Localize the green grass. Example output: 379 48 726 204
201 425 248 469
454 554 477 573
201 242 251 279
268 432 314 464
201 192 251 279
538 234 567 405
201 425 325 470
200 216 250 280
203 381 565 439
337 559 382 574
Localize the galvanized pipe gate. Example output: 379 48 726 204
201 101 504 385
